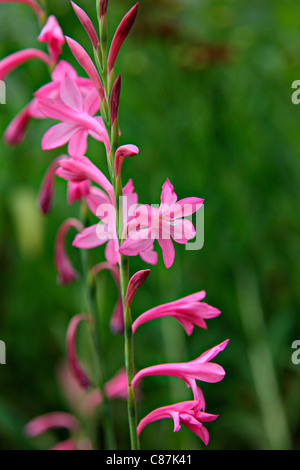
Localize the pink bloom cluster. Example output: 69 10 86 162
1 0 229 449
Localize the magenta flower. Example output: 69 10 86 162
132 291 221 335
137 400 218 445
0 48 51 81
4 103 32 145
38 75 109 157
38 15 65 63
25 411 91 450
66 314 91 389
54 218 84 285
131 339 229 400
120 178 204 268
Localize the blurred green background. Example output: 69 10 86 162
0 0 300 450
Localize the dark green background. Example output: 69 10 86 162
0 0 299 450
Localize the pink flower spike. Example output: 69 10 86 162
25 412 79 438
0 0 44 19
65 36 105 101
107 3 139 73
38 15 65 64
37 156 63 214
132 291 221 335
110 74 121 125
137 401 218 445
4 104 32 145
115 144 139 176
0 49 51 81
66 314 91 390
71 2 99 50
131 339 229 395
125 269 151 308
54 218 83 285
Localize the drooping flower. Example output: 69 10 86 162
132 291 221 335
54 218 84 285
0 48 51 81
125 269 151 308
38 75 109 157
66 314 91 390
137 400 218 445
38 15 65 64
120 178 204 268
131 339 229 400
24 412 91 450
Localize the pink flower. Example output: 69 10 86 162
131 339 229 400
110 74 121 125
4 60 95 145
38 75 109 157
114 144 139 176
24 411 91 450
132 291 221 335
107 3 139 73
66 314 91 389
0 48 51 81
120 178 204 268
0 0 44 19
4 103 32 145
54 218 83 285
25 412 79 438
38 15 65 64
37 156 62 214
71 2 99 50
69 172 157 266
137 400 218 445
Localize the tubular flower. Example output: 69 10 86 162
132 291 221 335
71 2 99 50
0 48 51 81
131 339 229 400
54 218 84 285
66 314 91 390
120 178 204 268
137 400 218 445
38 75 109 157
38 15 65 64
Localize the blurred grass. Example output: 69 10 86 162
0 0 300 450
